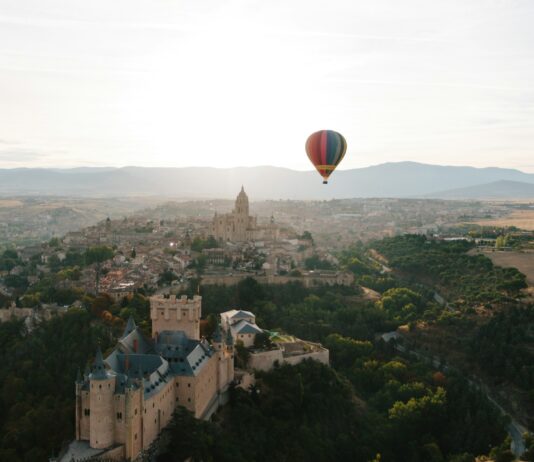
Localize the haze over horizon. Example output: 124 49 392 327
1 1 534 172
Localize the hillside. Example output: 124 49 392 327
427 180 534 199
0 163 533 199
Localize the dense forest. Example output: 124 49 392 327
342 235 534 427
369 235 527 306
0 310 116 461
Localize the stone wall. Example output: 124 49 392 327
248 346 329 372
283 349 330 367
248 349 284 371
201 272 354 288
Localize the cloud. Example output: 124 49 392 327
0 149 49 164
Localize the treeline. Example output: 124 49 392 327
0 245 115 302
155 347 508 462
0 310 116 462
191 278 510 461
370 235 526 305
327 334 508 461
470 305 534 419
196 278 395 342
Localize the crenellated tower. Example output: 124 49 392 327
150 294 201 340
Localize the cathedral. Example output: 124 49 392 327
210 187 278 243
211 186 257 242
67 295 234 461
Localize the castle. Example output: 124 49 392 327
66 295 234 461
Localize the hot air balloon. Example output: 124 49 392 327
305 130 347 184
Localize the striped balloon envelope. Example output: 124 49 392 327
305 130 347 184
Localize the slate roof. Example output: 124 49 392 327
117 327 156 355
89 348 109 380
231 320 263 336
155 330 213 377
222 309 255 321
212 323 222 342
82 326 216 400
122 316 137 338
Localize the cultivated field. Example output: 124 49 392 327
468 209 534 231
476 249 534 286
0 199 23 208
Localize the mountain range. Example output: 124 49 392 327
0 162 533 200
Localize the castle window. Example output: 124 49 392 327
135 409 138 415
116 412 122 420
188 398 191 402
99 384 102 389
84 409 90 416
134 434 137 440
187 383 191 388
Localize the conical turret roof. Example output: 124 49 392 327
225 328 234 346
89 347 109 380
212 323 222 343
122 316 137 338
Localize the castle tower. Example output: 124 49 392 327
124 380 143 460
150 294 201 340
89 348 116 449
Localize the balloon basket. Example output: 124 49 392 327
323 180 328 184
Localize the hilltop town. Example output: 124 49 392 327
0 188 356 314
0 188 533 462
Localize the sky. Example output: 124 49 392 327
0 0 533 172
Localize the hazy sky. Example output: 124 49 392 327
1 0 533 171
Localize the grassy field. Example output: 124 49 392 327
467 209 534 230
475 249 534 286
0 199 24 208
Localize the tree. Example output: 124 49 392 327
85 246 114 293
253 331 272 350
48 237 61 248
234 341 250 368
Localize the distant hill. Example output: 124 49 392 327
426 180 534 200
0 162 533 199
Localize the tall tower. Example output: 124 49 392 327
89 348 115 449
150 294 202 340
234 186 249 216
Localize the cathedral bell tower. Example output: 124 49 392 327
234 186 249 216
